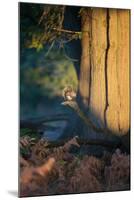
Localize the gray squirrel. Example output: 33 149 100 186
62 85 76 101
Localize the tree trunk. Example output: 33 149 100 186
79 8 130 137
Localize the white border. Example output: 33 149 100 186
0 0 133 199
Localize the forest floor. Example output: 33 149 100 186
19 132 130 197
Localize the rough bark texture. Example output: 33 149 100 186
79 8 130 136
106 9 130 135
79 9 91 107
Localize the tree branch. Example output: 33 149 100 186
61 100 105 133
53 27 81 34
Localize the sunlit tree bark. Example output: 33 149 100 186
79 8 130 136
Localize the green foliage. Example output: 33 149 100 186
20 146 30 158
20 128 40 139
28 35 43 51
20 128 31 136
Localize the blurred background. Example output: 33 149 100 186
20 47 78 119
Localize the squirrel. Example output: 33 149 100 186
62 85 76 101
